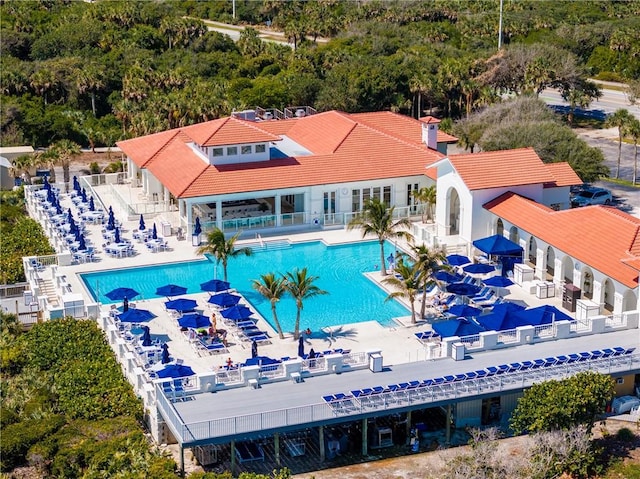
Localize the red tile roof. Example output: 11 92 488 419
118 111 445 198
352 111 458 145
443 148 555 191
485 192 640 288
544 162 583 187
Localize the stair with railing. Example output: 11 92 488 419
36 278 60 308
243 239 292 253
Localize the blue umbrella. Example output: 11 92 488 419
463 263 495 275
73 176 80 192
511 305 573 326
447 254 471 266
448 304 483 318
106 287 139 301
432 317 485 338
164 298 198 312
435 271 463 283
89 196 95 211
152 223 158 240
77 235 87 251
141 326 152 346
81 188 87 203
114 227 121 244
194 217 202 236
220 305 253 320
446 282 482 297
243 356 280 367
156 363 195 378
106 210 115 230
117 308 156 323
177 313 211 329
67 208 74 223
156 284 188 297
74 227 82 242
139 214 145 231
200 279 231 293
298 336 305 358
483 276 514 288
55 202 63 215
161 343 171 364
207 293 241 308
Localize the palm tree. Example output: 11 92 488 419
626 117 640 186
284 267 328 340
10 154 34 184
605 109 633 179
348 198 414 276
196 227 252 282
49 139 81 190
411 244 447 319
252 273 287 339
382 259 421 324
412 186 437 223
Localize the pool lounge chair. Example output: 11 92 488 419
235 442 264 463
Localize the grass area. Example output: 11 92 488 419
572 116 606 129
601 177 640 188
603 461 640 478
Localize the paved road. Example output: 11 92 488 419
540 87 640 121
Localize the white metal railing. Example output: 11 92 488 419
498 329 518 344
0 282 29 298
534 324 554 338
300 357 327 372
259 363 285 379
342 351 368 367
215 368 242 385
605 314 626 328
459 334 481 346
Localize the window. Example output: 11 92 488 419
352 189 360 212
241 145 252 155
212 148 223 157
373 187 381 201
323 191 336 215
383 186 391 206
227 146 237 155
255 144 266 153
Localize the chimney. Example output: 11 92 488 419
420 116 440 151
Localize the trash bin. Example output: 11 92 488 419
161 221 172 237
452 342 465 361
369 352 383 372
192 234 201 246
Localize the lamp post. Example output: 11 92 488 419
498 0 504 50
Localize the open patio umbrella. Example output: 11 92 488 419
220 305 253 320
89 196 95 211
106 287 139 301
156 284 187 297
511 305 573 327
435 271 463 283
164 298 198 312
139 214 145 231
298 336 305 358
446 254 471 266
251 339 258 358
207 293 241 308
483 276 514 288
446 282 482 297
448 304 483 318
141 326 152 346
156 363 195 379
177 313 210 329
194 217 202 236
432 317 485 338
161 343 171 364
476 302 525 331
463 263 495 275
114 227 121 244
117 308 156 323
200 279 231 293
152 223 158 239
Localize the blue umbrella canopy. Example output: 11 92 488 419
106 210 115 230
448 304 483 318
139 214 146 231
118 308 156 323
114 227 121 244
156 363 195 378
511 305 573 327
152 223 158 239
220 305 253 320
164 298 198 312
177 313 211 329
73 176 80 192
106 287 139 301
194 217 202 236
476 302 526 331
243 356 281 367
156 284 188 297
200 279 231 293
435 271 463 283
446 282 482 296
141 326 152 346
67 208 74 223
463 263 496 275
89 196 95 211
43 175 50 189
483 276 514 287
432 318 484 338
447 254 471 266
473 234 523 256
207 293 241 308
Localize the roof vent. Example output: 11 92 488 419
263 111 273 120
295 109 306 118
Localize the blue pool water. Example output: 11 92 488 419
81 240 408 331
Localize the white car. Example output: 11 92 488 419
611 395 640 415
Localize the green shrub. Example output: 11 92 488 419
89 161 101 174
0 415 65 472
0 406 19 428
616 427 636 442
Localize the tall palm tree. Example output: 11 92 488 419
411 244 447 319
196 227 252 282
382 259 421 324
605 109 633 179
252 273 287 339
626 118 640 186
348 198 414 276
49 139 81 190
412 186 437 223
284 267 328 340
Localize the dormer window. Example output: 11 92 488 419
256 144 266 153
227 146 238 155
241 145 252 155
213 148 223 157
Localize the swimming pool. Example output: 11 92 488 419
81 240 409 331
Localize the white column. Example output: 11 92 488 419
535 248 545 280
553 258 563 284
216 200 223 229
275 193 281 226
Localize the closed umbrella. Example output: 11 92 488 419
156 284 188 297
77 235 87 251
106 287 139 301
117 308 156 323
207 293 241 308
114 227 121 244
200 279 231 293
161 343 171 364
194 217 202 236
251 339 258 358
141 326 152 346
297 336 305 358
89 196 95 211
447 254 471 266
220 305 253 320
177 313 211 329
152 223 158 239
164 298 198 312
139 214 146 231
67 208 74 224
81 188 87 203
106 210 115 230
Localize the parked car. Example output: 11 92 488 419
611 395 640 415
571 186 612 207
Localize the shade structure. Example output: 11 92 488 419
139 214 145 231
106 287 139 301
251 339 258 358
447 254 471 266
156 284 188 297
446 282 482 297
207 293 241 308
243 356 281 367
164 298 198 312
483 276 514 288
177 313 210 329
448 304 483 318
476 302 526 331
161 343 171 364
141 326 152 346
435 271 463 283
220 305 253 320
297 336 305 358
194 217 202 236
117 308 156 323
511 305 573 327
114 227 121 244
155 363 195 379
463 263 495 275
432 318 484 338
152 223 158 239
473 234 523 256
200 279 231 293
